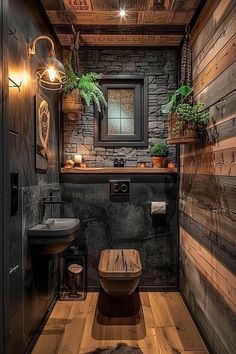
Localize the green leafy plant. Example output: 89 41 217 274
64 63 107 112
161 85 210 136
151 142 168 157
161 85 193 114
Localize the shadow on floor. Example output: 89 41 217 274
92 291 146 340
85 343 144 354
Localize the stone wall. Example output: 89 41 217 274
63 48 178 167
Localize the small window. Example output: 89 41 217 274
95 75 148 147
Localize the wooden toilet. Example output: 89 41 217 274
98 249 142 297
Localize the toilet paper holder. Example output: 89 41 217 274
149 201 168 227
150 201 168 215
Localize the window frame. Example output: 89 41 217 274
95 75 148 147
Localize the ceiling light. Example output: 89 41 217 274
28 35 67 91
119 8 126 18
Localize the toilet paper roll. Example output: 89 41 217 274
151 201 167 215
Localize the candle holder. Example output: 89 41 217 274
74 154 82 168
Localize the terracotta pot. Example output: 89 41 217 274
152 156 167 168
168 112 198 144
62 89 84 120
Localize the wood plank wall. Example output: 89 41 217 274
180 1 236 353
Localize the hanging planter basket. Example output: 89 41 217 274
168 113 198 144
62 88 84 121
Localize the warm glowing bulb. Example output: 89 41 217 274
119 8 126 18
47 66 57 82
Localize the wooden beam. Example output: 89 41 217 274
57 33 182 46
54 24 186 35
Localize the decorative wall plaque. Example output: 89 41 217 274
35 93 50 172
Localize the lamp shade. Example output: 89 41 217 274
35 56 67 91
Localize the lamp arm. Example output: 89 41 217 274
29 35 55 56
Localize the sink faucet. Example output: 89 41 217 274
40 197 64 221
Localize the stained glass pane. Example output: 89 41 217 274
121 119 134 134
108 119 120 135
108 89 121 119
121 89 134 119
107 88 135 135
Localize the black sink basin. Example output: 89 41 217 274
28 218 80 255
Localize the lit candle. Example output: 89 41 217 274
74 154 82 164
138 162 146 168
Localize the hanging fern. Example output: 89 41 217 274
63 63 107 112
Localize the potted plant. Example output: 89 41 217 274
62 63 107 120
151 142 168 168
161 85 210 144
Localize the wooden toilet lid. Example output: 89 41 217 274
98 249 142 278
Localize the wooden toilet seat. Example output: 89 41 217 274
98 249 142 278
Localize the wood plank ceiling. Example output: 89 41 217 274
41 0 202 46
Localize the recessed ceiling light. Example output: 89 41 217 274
119 8 126 18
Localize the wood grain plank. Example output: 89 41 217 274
63 0 92 11
154 327 175 354
32 292 209 354
180 228 236 314
180 91 236 159
79 293 104 353
180 212 236 275
180 174 236 245
55 23 186 35
181 3 236 354
193 5 236 79
180 250 236 354
194 61 236 109
61 167 177 174
208 90 236 125
57 33 182 46
180 136 236 159
191 0 220 45
180 196 235 246
98 249 142 277
180 174 236 217
193 34 236 96
32 302 74 354
149 292 208 351
191 0 235 61
47 9 193 25
180 147 236 176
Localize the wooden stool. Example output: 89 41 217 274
68 263 83 298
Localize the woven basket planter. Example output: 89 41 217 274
168 112 198 144
62 89 84 121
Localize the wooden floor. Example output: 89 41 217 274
32 292 209 354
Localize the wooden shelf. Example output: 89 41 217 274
61 167 177 174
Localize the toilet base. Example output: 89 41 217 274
99 277 140 297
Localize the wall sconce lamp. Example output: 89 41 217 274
28 35 67 91
9 77 22 92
